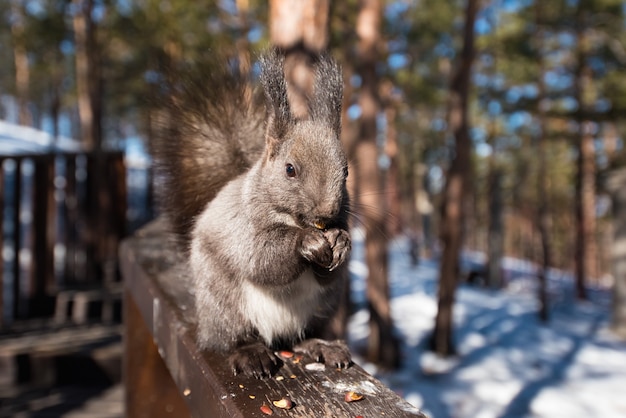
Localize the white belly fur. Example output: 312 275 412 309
242 269 323 345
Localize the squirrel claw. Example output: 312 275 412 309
293 338 352 369
324 228 351 271
229 342 280 379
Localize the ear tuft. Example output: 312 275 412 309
309 53 343 135
260 49 292 146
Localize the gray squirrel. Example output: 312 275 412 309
153 49 352 378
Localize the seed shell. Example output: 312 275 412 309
278 350 294 359
260 404 273 415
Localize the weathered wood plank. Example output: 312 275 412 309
0 324 121 355
124 288 191 417
0 322 121 387
0 162 4 328
120 220 427 418
31 156 56 315
64 154 78 284
12 158 22 319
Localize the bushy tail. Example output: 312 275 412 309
152 56 266 241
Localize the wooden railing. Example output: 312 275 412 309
120 220 428 418
0 151 127 328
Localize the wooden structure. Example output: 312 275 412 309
0 151 127 328
121 220 428 418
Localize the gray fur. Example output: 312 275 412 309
154 49 352 378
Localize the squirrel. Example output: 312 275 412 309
153 49 352 378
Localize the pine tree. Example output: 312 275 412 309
430 0 479 357
354 0 400 368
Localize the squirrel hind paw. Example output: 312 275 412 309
228 341 281 379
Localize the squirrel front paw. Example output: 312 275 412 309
300 228 351 271
300 229 334 268
294 338 352 369
229 341 280 379
323 228 351 271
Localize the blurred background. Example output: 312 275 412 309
0 0 625 417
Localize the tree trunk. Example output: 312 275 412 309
535 133 551 321
606 169 626 339
535 0 550 321
354 0 399 369
11 0 32 126
430 0 478 357
48 47 64 142
73 0 102 149
487 168 504 289
269 0 329 118
573 7 597 300
234 0 252 75
383 88 402 236
536 127 551 322
50 88 61 141
331 2 359 204
485 16 502 290
574 125 596 300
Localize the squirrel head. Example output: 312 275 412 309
255 49 349 229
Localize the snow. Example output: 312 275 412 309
0 120 81 154
347 231 626 418
0 119 152 176
0 120 150 168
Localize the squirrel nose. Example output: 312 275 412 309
315 200 340 224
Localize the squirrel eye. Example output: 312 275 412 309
285 163 297 178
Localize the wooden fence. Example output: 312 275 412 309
0 151 127 328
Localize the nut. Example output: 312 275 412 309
272 397 293 409
344 391 364 402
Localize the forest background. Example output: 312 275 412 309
1 0 626 376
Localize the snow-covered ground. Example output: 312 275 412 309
348 231 626 418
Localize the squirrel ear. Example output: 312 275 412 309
260 48 292 155
309 53 343 135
